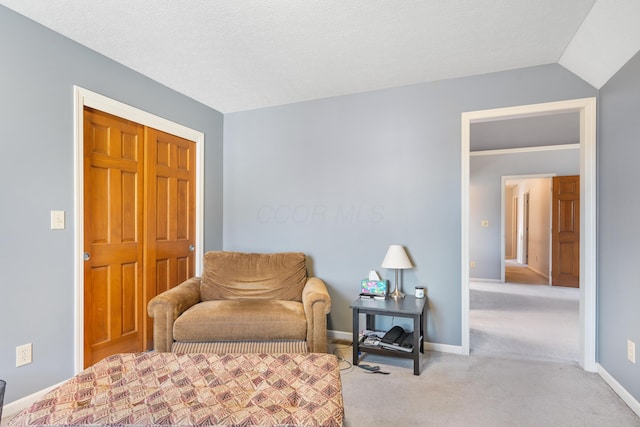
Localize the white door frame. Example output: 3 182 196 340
522 191 530 265
461 97 597 371
73 86 205 373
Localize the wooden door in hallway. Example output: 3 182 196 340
552 175 580 287
84 108 196 367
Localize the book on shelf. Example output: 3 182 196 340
379 342 413 352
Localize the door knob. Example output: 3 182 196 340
83 252 91 261
189 245 195 252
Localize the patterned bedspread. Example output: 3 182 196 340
8 352 344 427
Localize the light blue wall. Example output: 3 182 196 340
599 49 640 401
224 64 597 345
469 150 579 280
0 6 223 403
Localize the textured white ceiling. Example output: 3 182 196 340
1 0 639 113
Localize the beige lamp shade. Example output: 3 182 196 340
381 245 413 269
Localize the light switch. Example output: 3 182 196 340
51 210 65 230
481 220 489 227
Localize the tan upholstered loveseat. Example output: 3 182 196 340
147 251 331 353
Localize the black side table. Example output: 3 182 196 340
350 295 427 375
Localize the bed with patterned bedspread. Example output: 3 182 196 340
8 352 344 427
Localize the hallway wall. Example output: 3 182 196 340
513 178 552 278
470 150 579 280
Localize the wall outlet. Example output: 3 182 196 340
16 343 32 367
628 339 636 364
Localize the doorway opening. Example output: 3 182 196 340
504 176 553 286
461 97 596 371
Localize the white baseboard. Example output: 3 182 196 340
597 363 640 418
2 381 66 420
423 342 466 355
328 330 353 342
470 278 502 283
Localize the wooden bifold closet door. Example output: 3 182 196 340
83 107 195 367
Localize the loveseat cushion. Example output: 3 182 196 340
173 300 307 342
200 251 307 302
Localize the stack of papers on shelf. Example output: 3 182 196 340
359 330 385 346
361 330 386 338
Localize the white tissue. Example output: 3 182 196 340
368 270 381 281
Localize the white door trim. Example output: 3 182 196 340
461 97 597 371
73 86 205 373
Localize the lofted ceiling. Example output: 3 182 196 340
1 0 639 113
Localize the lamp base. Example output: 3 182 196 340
389 270 405 299
389 287 405 300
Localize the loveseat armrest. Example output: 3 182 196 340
302 277 331 353
147 277 202 352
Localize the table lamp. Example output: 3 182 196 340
381 244 413 299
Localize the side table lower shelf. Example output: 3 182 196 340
350 296 427 375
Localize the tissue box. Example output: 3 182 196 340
360 279 387 296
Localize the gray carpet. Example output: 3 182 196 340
333 281 639 426
334 347 640 427
470 281 579 362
